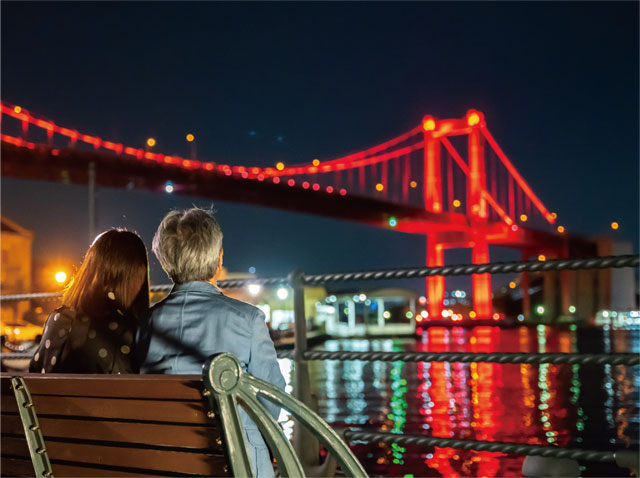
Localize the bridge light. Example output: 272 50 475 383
551 212 557 219
557 225 565 233
302 181 310 189
466 110 481 126
13 106 22 114
568 305 576 314
276 287 289 300
164 181 174 193
536 305 545 315
452 199 461 208
509 281 516 289
287 179 295 186
312 159 320 166
611 221 619 230
55 271 67 284
520 214 528 222
409 180 418 188
186 133 195 142
146 138 156 147
375 183 384 192
388 217 397 227
511 225 519 231
276 162 285 171
312 183 320 191
538 254 546 262
339 188 347 196
326 186 334 193
422 116 436 131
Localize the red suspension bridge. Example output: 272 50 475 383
1 102 592 319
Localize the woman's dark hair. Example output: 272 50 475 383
62 229 150 319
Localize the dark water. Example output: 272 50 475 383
278 325 639 477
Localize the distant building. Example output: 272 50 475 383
1 215 33 325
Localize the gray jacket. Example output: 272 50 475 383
136 281 285 476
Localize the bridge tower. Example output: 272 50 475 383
467 110 492 318
422 115 445 319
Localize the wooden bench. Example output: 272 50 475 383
1 353 367 477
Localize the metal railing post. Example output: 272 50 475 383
288 269 337 477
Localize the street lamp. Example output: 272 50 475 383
186 133 196 160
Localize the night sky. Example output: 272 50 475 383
2 2 638 290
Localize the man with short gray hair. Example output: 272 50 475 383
137 207 285 478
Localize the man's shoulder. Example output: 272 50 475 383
149 291 262 322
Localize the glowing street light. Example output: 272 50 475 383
375 183 384 192
247 284 262 296
568 305 576 314
557 225 565 233
164 181 174 193
453 199 461 208
509 281 516 289
312 159 320 166
536 305 545 315
14 106 22 114
611 222 619 230
186 133 195 142
146 137 156 148
276 287 289 300
276 162 285 171
55 271 67 284
410 180 418 188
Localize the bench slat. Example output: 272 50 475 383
3 412 223 451
1 456 35 477
44 440 230 476
0 436 30 459
29 395 210 424
21 375 204 400
50 461 174 477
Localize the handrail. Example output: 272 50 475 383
0 254 637 302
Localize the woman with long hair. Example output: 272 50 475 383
30 229 149 374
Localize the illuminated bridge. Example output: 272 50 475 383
1 102 595 318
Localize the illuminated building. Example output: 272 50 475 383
1 215 33 326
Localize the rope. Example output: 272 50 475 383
276 350 639 365
1 255 636 302
303 255 639 284
343 430 621 463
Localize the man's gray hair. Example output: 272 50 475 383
152 207 223 283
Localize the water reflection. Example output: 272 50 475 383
278 325 639 477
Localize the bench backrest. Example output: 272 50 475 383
1 374 230 477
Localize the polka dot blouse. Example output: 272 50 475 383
29 305 138 374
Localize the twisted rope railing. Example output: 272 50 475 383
302 254 639 284
342 430 633 464
275 350 639 365
1 254 636 302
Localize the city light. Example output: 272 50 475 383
520 214 528 222
186 133 194 142
359 293 366 301
405 311 414 319
517 314 525 321
551 212 557 219
312 159 320 166
164 181 174 193
469 311 477 319
538 254 546 261
557 225 565 233
247 284 262 296
611 221 619 230
452 199 461 208
569 305 576 314
376 183 384 192
410 181 418 188
509 281 516 289
276 162 285 171
420 310 428 318
536 305 545 315
383 311 391 319
55 271 67 283
418 296 427 305
14 106 22 114
388 217 397 227
146 137 156 147
276 287 289 300
492 313 500 321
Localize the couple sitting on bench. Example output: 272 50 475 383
29 207 285 478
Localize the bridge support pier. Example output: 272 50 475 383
471 239 492 318
426 236 444 320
